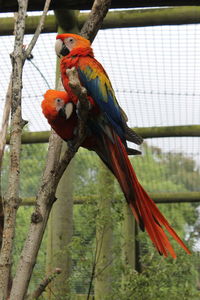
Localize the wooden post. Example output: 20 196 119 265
45 9 79 299
3 7 200 36
94 160 114 300
121 204 141 292
46 149 75 298
122 204 136 270
5 125 200 145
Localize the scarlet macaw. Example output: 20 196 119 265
41 89 190 258
55 33 143 149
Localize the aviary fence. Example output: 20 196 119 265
0 4 200 298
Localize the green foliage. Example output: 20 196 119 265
13 206 47 292
2 135 48 293
70 143 200 297
4 138 200 297
70 203 97 294
73 148 100 197
2 142 47 197
113 250 200 300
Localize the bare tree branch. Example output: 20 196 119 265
0 80 12 251
0 1 28 298
0 0 52 254
0 12 21 179
9 132 63 300
0 0 52 298
9 0 111 298
0 13 19 252
25 0 51 58
26 268 62 300
9 69 89 300
80 0 112 42
0 81 12 173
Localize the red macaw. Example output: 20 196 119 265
41 89 190 258
55 33 142 148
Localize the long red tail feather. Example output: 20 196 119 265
104 132 191 258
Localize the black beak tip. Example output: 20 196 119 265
58 107 66 118
60 45 70 57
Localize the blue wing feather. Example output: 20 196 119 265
77 66 125 139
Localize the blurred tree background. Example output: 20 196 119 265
2 137 200 299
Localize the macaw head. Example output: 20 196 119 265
55 33 91 57
41 89 74 121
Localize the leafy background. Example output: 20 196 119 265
2 136 200 299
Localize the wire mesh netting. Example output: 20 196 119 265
1 23 200 194
1 12 200 298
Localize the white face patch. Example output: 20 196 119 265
65 102 74 119
64 37 76 51
55 39 63 57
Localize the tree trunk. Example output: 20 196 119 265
121 204 141 292
94 160 114 300
0 3 28 298
46 144 74 299
122 204 136 270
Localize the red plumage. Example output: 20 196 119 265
41 90 77 140
106 133 190 257
41 89 191 258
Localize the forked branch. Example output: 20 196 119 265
9 0 111 298
9 68 90 300
26 268 62 300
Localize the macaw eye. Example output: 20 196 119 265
55 98 64 111
68 37 74 43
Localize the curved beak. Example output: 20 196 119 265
65 102 74 119
58 102 74 119
55 39 70 58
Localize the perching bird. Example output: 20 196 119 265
41 89 191 258
55 33 143 149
